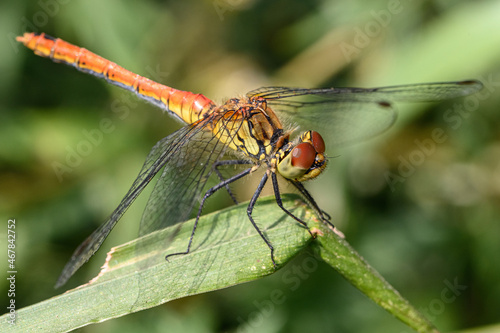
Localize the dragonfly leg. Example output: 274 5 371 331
213 159 253 205
246 172 277 269
271 173 314 238
165 167 253 262
321 210 332 221
291 181 335 230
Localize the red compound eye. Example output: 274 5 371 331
310 131 325 153
291 142 316 170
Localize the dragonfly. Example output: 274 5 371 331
17 32 483 288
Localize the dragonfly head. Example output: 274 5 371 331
276 131 327 182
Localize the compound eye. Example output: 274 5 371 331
310 131 325 154
291 142 316 170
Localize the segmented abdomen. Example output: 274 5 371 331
17 32 215 124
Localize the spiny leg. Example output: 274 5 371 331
165 167 253 261
291 181 335 229
246 172 278 269
271 173 314 237
213 160 253 205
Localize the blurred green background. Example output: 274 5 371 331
1 0 500 332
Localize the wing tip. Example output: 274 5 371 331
457 79 483 93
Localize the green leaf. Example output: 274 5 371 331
311 221 439 333
0 194 437 332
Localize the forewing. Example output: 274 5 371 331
268 97 396 146
248 81 482 146
55 127 190 288
248 80 482 102
57 111 244 287
138 112 242 236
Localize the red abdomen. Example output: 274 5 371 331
17 32 215 124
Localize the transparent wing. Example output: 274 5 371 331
271 98 396 146
55 127 186 287
248 81 482 146
56 114 234 287
137 113 244 236
248 81 482 102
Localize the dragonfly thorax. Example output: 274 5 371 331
275 131 327 182
213 96 285 161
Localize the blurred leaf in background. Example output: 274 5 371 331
1 0 499 332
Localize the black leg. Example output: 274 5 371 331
246 171 277 268
271 173 313 237
165 166 253 261
213 159 252 205
291 181 335 229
